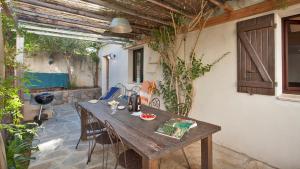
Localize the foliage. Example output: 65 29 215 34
149 1 229 116
24 34 102 87
5 123 38 169
1 10 38 169
24 34 102 64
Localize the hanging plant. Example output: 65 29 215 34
148 0 229 117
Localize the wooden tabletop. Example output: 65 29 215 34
79 101 221 160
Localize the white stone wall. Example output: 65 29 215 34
99 4 300 169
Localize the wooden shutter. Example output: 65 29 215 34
237 14 275 95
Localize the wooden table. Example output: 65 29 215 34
79 101 221 169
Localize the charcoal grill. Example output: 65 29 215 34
34 93 54 125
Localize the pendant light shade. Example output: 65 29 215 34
109 18 132 34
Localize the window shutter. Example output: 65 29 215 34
237 14 275 96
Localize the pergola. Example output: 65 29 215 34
2 0 298 45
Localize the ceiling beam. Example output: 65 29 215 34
17 0 111 21
203 0 300 29
18 20 104 35
18 17 135 39
18 15 106 34
208 0 233 12
19 23 131 42
25 30 125 45
83 0 172 26
15 9 109 31
145 0 193 19
15 1 153 33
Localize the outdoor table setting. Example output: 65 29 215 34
79 96 221 169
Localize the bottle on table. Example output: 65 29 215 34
128 95 133 112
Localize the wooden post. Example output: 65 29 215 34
0 8 5 79
0 133 7 169
142 157 159 169
201 135 213 169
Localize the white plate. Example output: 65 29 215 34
88 100 98 104
118 105 125 110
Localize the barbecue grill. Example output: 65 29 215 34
34 93 54 125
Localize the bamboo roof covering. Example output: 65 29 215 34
6 0 299 44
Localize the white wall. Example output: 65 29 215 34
188 5 300 169
99 4 300 169
99 44 162 94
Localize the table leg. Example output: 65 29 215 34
81 109 88 140
201 135 212 169
142 157 159 169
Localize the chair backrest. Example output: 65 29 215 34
104 120 127 167
100 87 120 100
149 97 160 109
74 102 81 118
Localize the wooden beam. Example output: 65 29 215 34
208 0 233 12
204 0 300 28
18 15 106 34
26 30 125 45
145 0 193 19
19 23 131 42
83 0 172 26
15 9 109 31
17 0 111 21
14 1 109 25
18 20 103 35
18 18 136 39
15 1 153 33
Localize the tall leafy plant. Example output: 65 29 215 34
148 1 229 116
0 9 38 169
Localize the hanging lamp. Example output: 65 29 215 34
109 18 132 33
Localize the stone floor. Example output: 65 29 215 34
29 104 277 169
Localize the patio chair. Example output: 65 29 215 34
104 120 142 169
99 86 121 101
74 102 104 150
86 113 118 164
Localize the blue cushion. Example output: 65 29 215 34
100 87 120 100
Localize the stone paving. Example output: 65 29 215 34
29 104 277 169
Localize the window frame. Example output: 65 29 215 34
282 15 300 94
132 48 144 83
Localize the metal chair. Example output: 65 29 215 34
86 112 115 164
104 120 142 169
74 102 104 150
149 97 160 109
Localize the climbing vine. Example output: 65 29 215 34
148 1 229 117
0 10 38 169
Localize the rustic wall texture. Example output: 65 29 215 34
24 52 98 88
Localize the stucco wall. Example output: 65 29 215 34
99 4 300 169
25 52 97 87
99 44 162 94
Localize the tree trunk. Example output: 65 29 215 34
0 8 5 79
94 62 99 87
65 55 72 88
